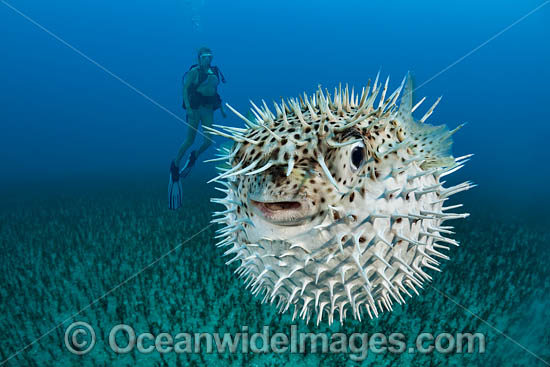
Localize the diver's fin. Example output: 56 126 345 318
168 161 183 210
179 150 197 179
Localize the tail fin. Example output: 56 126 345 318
397 72 458 169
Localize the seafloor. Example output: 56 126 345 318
0 176 548 366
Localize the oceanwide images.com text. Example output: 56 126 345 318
65 322 485 362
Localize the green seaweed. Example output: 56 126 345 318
0 181 548 366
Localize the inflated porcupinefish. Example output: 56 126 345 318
206 73 472 325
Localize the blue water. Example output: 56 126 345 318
2 0 549 208
1 1 549 366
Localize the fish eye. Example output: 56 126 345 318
350 142 366 171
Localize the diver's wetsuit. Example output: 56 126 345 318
187 66 222 111
169 64 224 210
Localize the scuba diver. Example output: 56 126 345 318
168 46 227 210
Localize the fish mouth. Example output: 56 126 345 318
250 199 314 226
